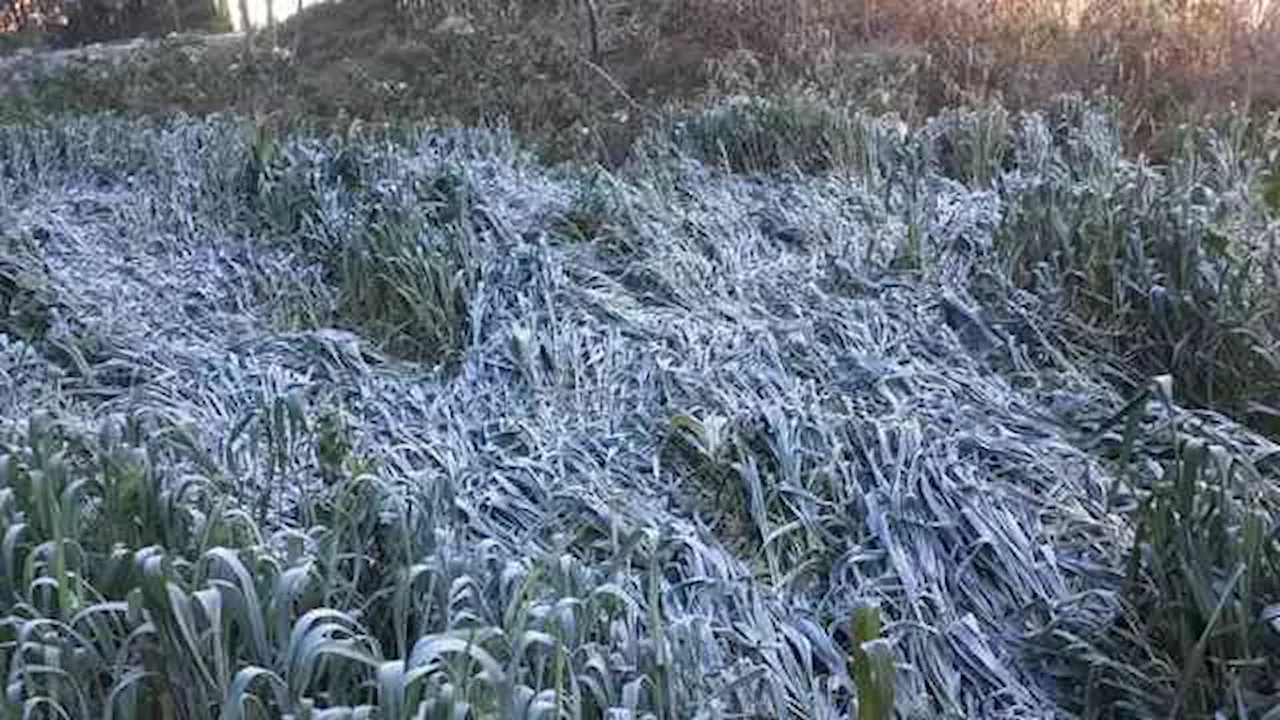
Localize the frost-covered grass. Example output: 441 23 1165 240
1 100 1279 719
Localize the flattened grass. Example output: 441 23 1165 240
0 101 1278 718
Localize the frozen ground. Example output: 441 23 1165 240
2 114 1277 718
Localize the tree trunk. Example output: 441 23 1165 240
583 0 601 63
168 0 183 33
266 0 276 46
238 0 253 38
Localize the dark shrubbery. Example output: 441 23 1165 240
1 0 229 47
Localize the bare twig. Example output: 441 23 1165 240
579 56 645 115
582 0 602 63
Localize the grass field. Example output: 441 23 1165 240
1 1 1280 718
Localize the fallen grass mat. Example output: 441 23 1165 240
0 102 1277 718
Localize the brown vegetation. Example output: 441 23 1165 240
1 0 228 43
3 0 1276 161
291 0 1280 154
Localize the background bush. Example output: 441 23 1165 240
3 0 1277 164
1 0 230 45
